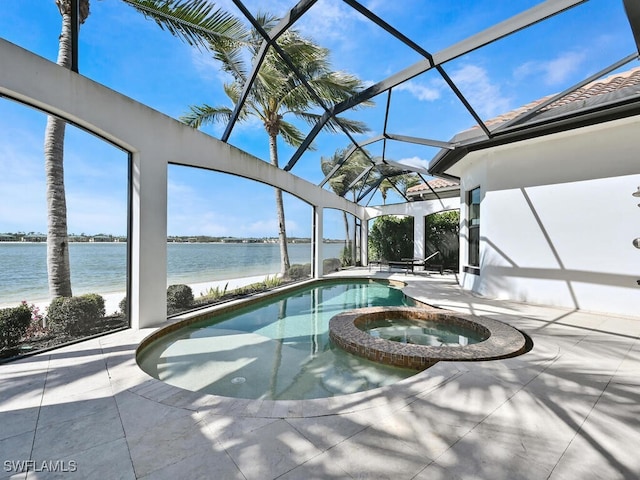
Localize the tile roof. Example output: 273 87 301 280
407 178 459 194
483 66 640 129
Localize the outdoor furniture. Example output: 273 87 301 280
368 259 387 271
370 252 443 274
422 251 444 274
388 259 418 273
389 252 443 274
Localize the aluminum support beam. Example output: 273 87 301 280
621 0 640 54
286 0 586 171
318 147 357 188
384 133 455 150
223 0 318 142
71 0 79 73
345 165 375 193
342 0 434 62
493 53 640 133
434 0 586 65
234 0 366 166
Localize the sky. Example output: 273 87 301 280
0 0 636 239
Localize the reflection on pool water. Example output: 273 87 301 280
137 280 418 400
364 317 487 346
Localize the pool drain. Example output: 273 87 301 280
231 376 246 384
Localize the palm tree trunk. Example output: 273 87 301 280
269 132 290 276
342 211 350 255
45 115 72 298
45 5 75 298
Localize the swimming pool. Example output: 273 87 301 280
137 279 419 400
363 317 487 346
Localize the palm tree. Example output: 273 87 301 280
396 173 420 195
181 13 370 276
321 148 372 248
45 0 245 298
44 0 91 298
380 173 420 204
379 178 393 205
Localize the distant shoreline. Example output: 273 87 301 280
0 273 278 315
0 242 346 309
0 237 347 244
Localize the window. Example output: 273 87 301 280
468 187 480 268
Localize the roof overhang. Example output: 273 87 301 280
429 89 640 178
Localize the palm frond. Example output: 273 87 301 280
213 44 248 82
293 111 370 136
278 121 309 149
180 104 233 128
123 0 247 50
327 115 370 135
223 82 242 105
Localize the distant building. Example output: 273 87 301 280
0 234 18 242
69 235 90 242
90 235 113 242
22 234 46 242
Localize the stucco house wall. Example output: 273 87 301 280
452 116 640 317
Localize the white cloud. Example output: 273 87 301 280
295 0 363 44
515 51 587 86
395 81 441 101
397 156 430 170
450 64 511 118
392 65 510 119
189 49 226 83
168 179 196 197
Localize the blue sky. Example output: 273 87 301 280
0 0 635 238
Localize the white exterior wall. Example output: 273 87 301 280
454 117 640 317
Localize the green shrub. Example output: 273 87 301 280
425 210 460 268
368 216 414 261
340 245 354 267
198 283 229 303
262 275 282 288
46 294 106 336
119 296 128 316
288 263 311 279
167 284 194 312
323 258 341 274
0 304 32 351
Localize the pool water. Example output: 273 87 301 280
364 317 486 346
137 280 417 400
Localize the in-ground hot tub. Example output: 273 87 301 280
329 306 528 370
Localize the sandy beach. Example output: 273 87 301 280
0 273 278 315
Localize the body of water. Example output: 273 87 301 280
138 280 416 400
0 242 346 304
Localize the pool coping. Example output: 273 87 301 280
329 306 528 370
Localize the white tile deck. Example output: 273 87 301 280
1 270 638 479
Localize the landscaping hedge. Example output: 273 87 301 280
47 294 106 336
0 304 32 351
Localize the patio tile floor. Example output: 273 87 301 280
1 270 638 479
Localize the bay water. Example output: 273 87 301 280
0 242 346 305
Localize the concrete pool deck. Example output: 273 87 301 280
1 270 639 479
